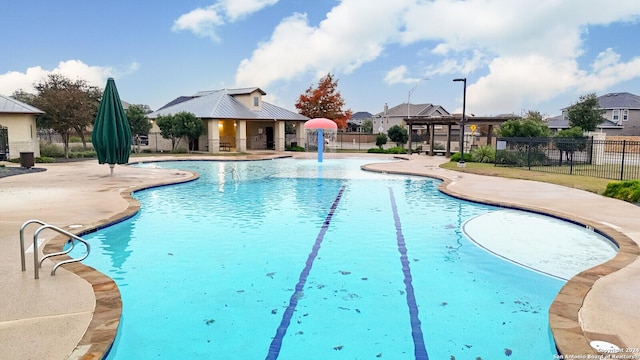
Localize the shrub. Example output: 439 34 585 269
36 156 56 163
433 142 446 150
286 145 306 152
449 152 472 162
386 147 408 154
68 149 97 158
470 145 495 163
375 134 387 149
367 148 385 153
603 180 640 203
170 147 188 154
40 142 65 157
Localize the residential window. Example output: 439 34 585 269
253 96 259 107
623 109 629 121
613 109 620 122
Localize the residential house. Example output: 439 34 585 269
0 94 43 160
347 111 373 132
550 92 640 136
146 88 309 152
373 102 451 134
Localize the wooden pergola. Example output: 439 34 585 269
405 114 517 156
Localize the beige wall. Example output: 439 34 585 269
231 90 262 111
602 109 640 136
0 113 40 159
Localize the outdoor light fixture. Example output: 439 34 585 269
453 78 467 167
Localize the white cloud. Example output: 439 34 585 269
578 49 640 92
176 0 640 115
221 0 279 21
467 55 579 115
173 0 279 41
0 60 132 96
172 6 225 41
383 65 410 85
235 1 406 87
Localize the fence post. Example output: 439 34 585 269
527 137 532 170
620 140 626 181
569 139 574 175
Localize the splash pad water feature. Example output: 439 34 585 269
304 118 337 162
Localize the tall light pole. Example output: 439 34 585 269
407 78 428 119
453 78 467 167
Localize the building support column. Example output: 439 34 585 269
445 124 452 157
486 125 494 146
208 119 221 153
236 120 247 152
429 124 435 155
296 121 305 148
275 120 285 151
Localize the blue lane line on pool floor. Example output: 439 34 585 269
265 184 347 360
389 188 429 360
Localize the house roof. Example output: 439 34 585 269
351 111 373 119
597 92 640 109
546 114 622 129
0 94 44 114
375 103 451 118
148 88 307 121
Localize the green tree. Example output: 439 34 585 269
554 126 588 165
30 74 101 158
295 73 352 129
496 113 550 138
375 133 387 149
156 114 183 150
175 111 205 152
566 93 605 132
387 125 408 147
156 112 204 151
126 104 152 136
361 119 373 134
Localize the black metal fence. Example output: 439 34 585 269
495 137 640 181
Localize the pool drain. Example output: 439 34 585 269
590 340 620 352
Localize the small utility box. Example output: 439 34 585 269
20 152 34 169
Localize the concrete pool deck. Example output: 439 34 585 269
1 153 639 359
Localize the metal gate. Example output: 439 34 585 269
0 125 8 160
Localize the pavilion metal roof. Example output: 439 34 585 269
0 94 44 114
148 88 307 121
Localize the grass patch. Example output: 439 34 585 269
440 162 613 194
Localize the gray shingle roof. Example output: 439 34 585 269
0 94 44 114
547 114 621 130
597 92 640 109
148 88 307 121
352 111 373 119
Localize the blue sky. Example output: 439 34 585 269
1 0 640 118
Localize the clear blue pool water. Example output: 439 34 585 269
77 158 567 359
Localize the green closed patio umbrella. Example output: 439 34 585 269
92 78 132 176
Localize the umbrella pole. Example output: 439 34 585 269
109 164 115 176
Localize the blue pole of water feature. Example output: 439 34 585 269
317 128 324 163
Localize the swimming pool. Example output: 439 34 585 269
75 158 614 359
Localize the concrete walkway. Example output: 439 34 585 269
1 153 638 359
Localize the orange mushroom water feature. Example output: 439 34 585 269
303 118 337 163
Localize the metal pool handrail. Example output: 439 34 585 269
19 219 91 279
